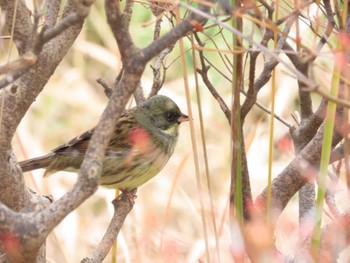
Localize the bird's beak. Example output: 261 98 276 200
178 113 189 123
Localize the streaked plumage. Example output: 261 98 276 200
20 95 188 191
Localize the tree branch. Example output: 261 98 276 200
81 191 136 262
43 0 61 29
241 16 295 120
141 4 211 62
294 209 350 262
0 0 32 54
256 120 344 219
0 0 94 261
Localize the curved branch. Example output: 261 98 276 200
44 0 61 29
256 121 343 219
0 192 51 262
105 0 142 71
294 209 350 261
0 0 32 54
0 1 94 261
81 191 136 262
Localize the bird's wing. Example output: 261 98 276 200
52 112 139 157
105 114 139 155
51 128 94 156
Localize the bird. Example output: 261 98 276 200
19 95 189 191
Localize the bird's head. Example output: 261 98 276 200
134 95 189 137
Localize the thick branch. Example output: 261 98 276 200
0 0 32 54
105 0 142 71
256 121 343 218
0 1 94 261
44 0 61 29
0 0 92 150
0 192 51 263
0 70 140 262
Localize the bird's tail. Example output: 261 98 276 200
19 153 54 173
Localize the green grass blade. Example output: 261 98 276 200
312 49 340 251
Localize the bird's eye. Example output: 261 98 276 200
165 111 178 122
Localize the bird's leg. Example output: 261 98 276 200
113 188 138 207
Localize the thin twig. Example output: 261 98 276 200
149 48 172 97
304 85 350 108
325 167 341 217
133 82 146 104
96 78 113 98
180 3 317 89
0 1 92 90
149 18 175 97
194 32 294 128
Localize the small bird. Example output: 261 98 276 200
20 95 189 191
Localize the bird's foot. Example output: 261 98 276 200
112 188 137 207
